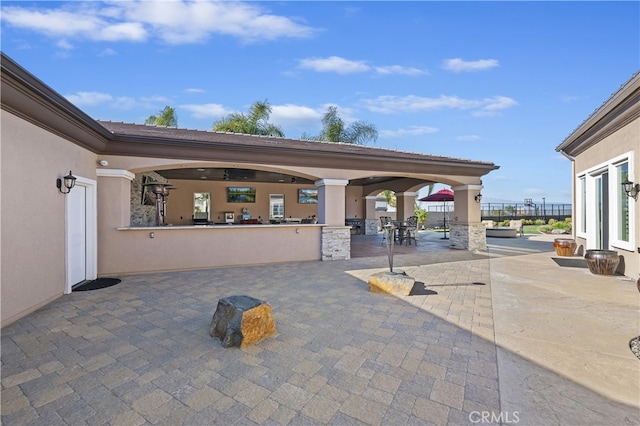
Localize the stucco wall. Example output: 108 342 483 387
99 225 322 276
573 119 639 278
1 111 97 325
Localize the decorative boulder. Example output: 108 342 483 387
209 295 277 348
368 271 415 296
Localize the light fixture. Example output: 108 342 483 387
622 179 639 200
56 171 77 194
474 193 482 203
290 177 297 183
223 169 230 180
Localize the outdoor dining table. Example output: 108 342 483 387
392 221 409 244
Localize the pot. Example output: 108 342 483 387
584 250 620 275
553 238 577 257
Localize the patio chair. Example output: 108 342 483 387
403 216 418 245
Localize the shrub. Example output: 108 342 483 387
534 219 545 225
548 218 557 225
564 217 572 223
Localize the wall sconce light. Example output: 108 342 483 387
290 177 297 183
56 171 77 194
622 179 639 200
223 169 230 180
474 193 482 203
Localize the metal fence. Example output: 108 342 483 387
480 203 572 222
422 203 572 223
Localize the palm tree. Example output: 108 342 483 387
212 100 284 137
302 106 378 145
145 106 178 127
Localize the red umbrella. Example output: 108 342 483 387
418 189 454 202
418 189 454 239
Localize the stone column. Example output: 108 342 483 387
395 191 417 221
364 195 379 235
450 184 486 251
316 179 351 261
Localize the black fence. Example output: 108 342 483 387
480 203 571 222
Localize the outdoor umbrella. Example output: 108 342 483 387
418 189 454 239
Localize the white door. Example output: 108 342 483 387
67 185 87 286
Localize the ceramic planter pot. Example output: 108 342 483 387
553 238 577 257
584 250 620 275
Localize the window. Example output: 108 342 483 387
270 194 284 220
194 193 210 220
616 161 630 242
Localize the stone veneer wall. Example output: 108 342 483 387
322 227 351 260
449 223 487 251
130 172 169 227
364 219 379 235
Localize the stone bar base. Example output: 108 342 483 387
450 223 487 251
209 295 277 348
322 227 351 260
364 219 379 235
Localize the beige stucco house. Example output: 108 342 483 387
556 71 640 279
1 53 499 326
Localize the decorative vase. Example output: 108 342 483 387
553 238 577 257
584 250 620 275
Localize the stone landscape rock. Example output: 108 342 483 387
209 295 277 348
368 271 415 296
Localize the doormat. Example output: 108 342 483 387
73 278 121 291
552 257 587 268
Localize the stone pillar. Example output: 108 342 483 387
450 184 485 251
322 227 351 260
395 191 417 221
316 179 350 260
364 196 379 235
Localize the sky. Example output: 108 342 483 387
2 1 638 204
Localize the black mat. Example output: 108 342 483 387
552 257 587 268
73 278 121 291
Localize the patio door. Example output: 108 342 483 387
595 172 609 249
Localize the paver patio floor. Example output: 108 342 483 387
2 232 638 425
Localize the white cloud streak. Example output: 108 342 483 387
298 56 427 76
380 126 439 139
1 1 315 45
442 58 499 72
362 94 517 116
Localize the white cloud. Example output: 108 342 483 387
298 56 427 76
55 39 74 50
472 96 518 117
456 135 481 142
185 88 206 94
375 65 427 76
442 58 499 72
99 48 117 56
180 103 229 119
65 91 113 106
299 56 370 74
380 126 439 139
2 1 315 45
363 94 516 117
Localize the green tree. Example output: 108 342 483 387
414 203 429 227
302 106 378 145
212 100 284 137
145 106 178 127
380 190 396 208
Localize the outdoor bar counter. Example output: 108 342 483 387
102 223 327 276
